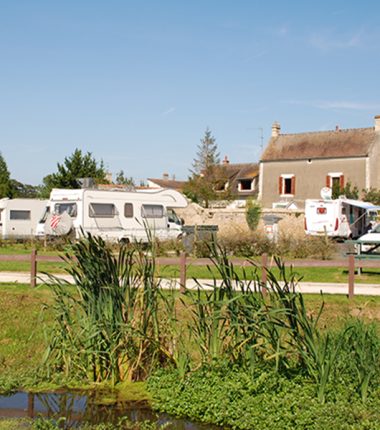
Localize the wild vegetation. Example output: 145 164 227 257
16 234 377 429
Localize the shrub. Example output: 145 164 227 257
245 199 261 231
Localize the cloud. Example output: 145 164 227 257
160 107 176 116
310 31 362 51
285 99 380 111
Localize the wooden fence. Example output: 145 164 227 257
0 250 379 298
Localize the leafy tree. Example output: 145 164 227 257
0 152 12 198
115 170 135 187
332 181 359 200
40 149 108 197
10 180 39 198
363 188 380 205
184 128 233 207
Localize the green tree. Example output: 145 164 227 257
40 149 108 197
0 152 12 198
115 170 135 187
332 181 359 200
363 188 380 205
10 180 39 198
184 129 233 207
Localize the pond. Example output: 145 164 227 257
0 391 224 429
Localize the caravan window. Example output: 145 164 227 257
54 203 77 217
10 210 31 220
124 203 134 218
141 204 164 219
89 203 116 218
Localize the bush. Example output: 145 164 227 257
245 199 261 231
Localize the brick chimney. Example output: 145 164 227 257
375 115 380 132
222 155 230 165
271 121 281 137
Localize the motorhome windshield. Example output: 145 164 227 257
54 203 77 217
39 207 50 223
167 208 182 225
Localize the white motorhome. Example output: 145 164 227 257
36 187 188 242
305 198 380 239
0 198 48 239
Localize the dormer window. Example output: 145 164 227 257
238 179 253 191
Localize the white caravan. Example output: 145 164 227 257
0 198 48 239
36 188 188 242
305 198 380 239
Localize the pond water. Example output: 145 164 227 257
0 391 224 429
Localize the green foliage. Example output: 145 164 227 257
363 187 380 205
185 128 234 207
115 170 135 187
148 365 380 430
191 127 220 175
40 149 108 197
43 233 170 384
332 181 359 199
9 179 39 198
0 152 12 198
245 199 261 231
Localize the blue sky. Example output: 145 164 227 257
1 0 380 185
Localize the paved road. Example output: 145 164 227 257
1 271 380 296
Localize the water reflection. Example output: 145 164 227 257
0 391 224 429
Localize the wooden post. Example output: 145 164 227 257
30 249 37 288
261 253 268 293
348 254 355 299
27 392 35 418
179 251 187 293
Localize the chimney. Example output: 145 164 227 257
105 172 112 183
271 121 281 137
375 115 380 132
162 172 169 180
222 155 230 165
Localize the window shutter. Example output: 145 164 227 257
279 176 283 194
326 175 331 187
291 176 296 195
340 175 345 189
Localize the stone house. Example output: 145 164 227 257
259 115 380 209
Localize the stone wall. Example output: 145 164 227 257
176 203 306 239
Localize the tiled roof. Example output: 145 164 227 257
147 178 187 191
261 127 377 161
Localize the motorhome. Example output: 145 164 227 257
305 197 380 239
36 187 188 242
0 198 47 239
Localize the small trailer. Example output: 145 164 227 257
305 197 380 239
0 198 48 239
36 187 188 242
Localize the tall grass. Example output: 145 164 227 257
42 234 380 404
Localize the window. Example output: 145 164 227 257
10 210 31 220
89 203 116 218
279 175 295 195
326 173 344 189
239 179 253 191
54 203 77 217
124 203 134 218
141 204 164 219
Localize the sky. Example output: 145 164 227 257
1 0 380 186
